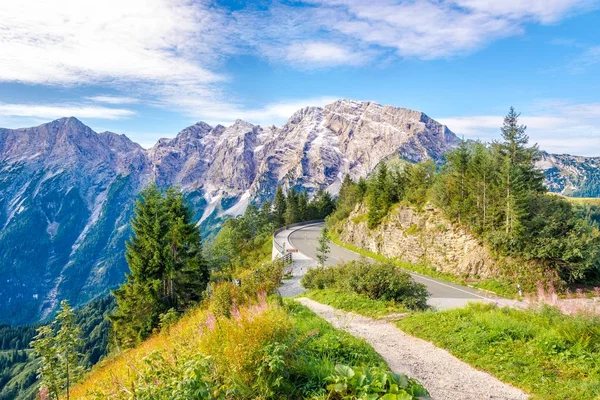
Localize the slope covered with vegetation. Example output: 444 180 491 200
0 296 115 400
398 303 600 400
328 109 600 292
37 184 429 400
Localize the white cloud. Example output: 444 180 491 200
0 0 597 124
438 101 600 156
568 45 600 72
0 103 135 120
278 0 596 59
189 96 340 127
86 96 139 104
0 0 230 113
453 0 596 23
284 42 366 67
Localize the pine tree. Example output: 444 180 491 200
468 142 495 233
338 175 355 207
405 160 436 205
444 139 471 223
498 107 544 237
259 200 274 225
391 168 408 203
55 301 83 400
367 164 393 228
316 227 330 267
163 188 208 309
297 191 309 221
284 188 300 225
357 177 368 199
311 188 336 219
111 185 209 346
273 185 287 227
31 300 83 400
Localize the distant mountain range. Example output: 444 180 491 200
0 99 597 324
538 152 600 197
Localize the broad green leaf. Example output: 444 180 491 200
335 364 355 378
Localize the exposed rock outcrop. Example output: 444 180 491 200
537 152 600 197
338 204 500 279
336 204 558 292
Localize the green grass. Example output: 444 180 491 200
470 279 519 298
563 197 600 206
397 303 600 400
286 300 430 399
302 289 408 318
329 230 518 298
285 299 386 367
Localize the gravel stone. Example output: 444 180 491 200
296 297 529 400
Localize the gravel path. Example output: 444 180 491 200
296 297 529 400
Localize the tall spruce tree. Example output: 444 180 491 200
284 188 300 225
111 184 209 346
498 107 544 236
273 185 287 227
163 188 209 308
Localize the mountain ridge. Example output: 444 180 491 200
0 99 597 325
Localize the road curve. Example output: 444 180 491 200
288 222 499 310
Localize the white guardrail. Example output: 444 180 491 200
272 219 324 266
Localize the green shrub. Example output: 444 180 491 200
208 281 239 318
302 260 429 310
326 364 430 399
208 261 284 318
158 308 179 332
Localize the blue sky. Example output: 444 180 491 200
1 0 599 155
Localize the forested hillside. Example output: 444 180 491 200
329 109 600 290
0 296 115 400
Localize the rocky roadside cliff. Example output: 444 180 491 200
335 204 557 291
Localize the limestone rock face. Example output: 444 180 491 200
338 204 500 279
147 99 461 217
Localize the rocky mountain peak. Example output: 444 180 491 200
285 106 324 128
99 131 143 152
171 121 213 144
0 117 113 168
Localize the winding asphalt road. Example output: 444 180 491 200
287 222 504 310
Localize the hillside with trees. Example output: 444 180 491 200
0 296 115 400
329 108 600 290
62 185 430 400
